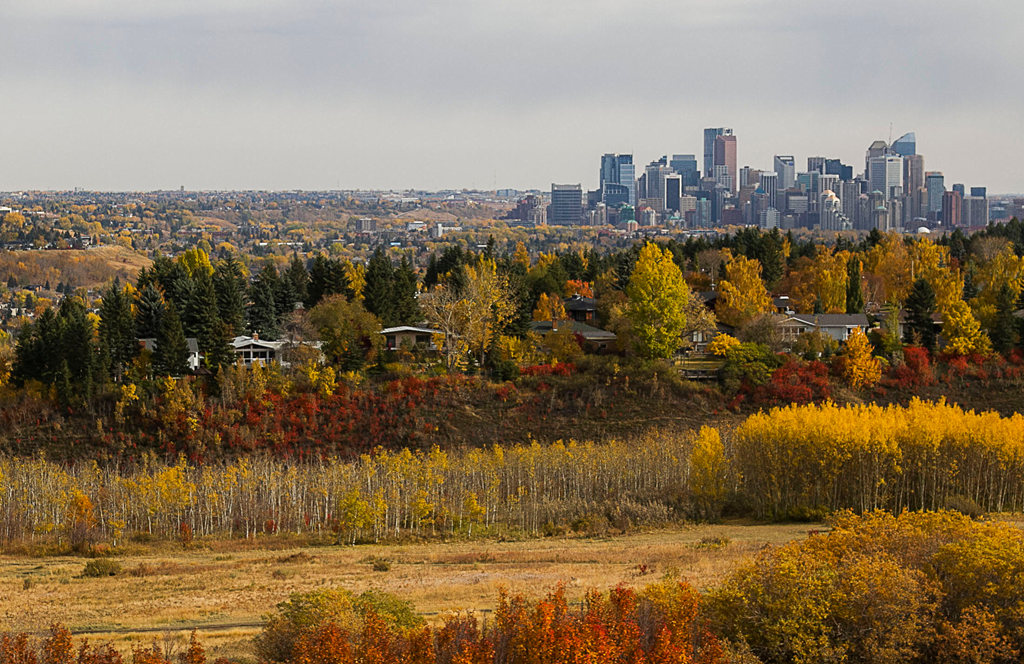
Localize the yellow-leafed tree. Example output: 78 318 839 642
625 243 690 359
842 327 881 389
717 255 773 327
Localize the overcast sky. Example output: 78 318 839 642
1 0 1022 193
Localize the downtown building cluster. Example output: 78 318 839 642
514 129 992 233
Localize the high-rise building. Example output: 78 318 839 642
670 154 699 188
891 132 916 157
759 172 778 210
773 156 795 190
903 155 925 197
963 196 988 227
807 156 826 174
713 133 737 194
839 180 861 225
644 161 672 211
926 172 945 217
865 140 889 177
942 190 963 227
820 190 846 231
703 128 731 179
819 174 839 200
970 186 987 198
664 174 682 213
599 153 635 206
548 184 583 226
868 155 903 200
952 183 965 198
825 159 854 181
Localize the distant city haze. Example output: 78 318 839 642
1 0 1022 193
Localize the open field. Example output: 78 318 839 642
0 523 816 660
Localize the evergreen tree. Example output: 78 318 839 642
389 255 420 326
846 256 865 314
990 284 1019 354
135 281 166 339
204 319 236 371
905 278 937 350
185 269 225 359
213 253 247 335
155 304 190 376
98 279 137 381
363 247 395 322
284 254 309 307
247 266 280 339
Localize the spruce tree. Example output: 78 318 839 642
155 304 190 376
990 284 1019 354
390 255 420 326
363 247 395 322
247 267 280 339
135 281 166 339
284 254 309 307
905 278 937 350
213 252 247 336
98 279 137 381
846 257 864 314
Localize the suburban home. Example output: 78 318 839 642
230 335 324 366
138 337 202 371
380 326 441 351
529 319 617 352
776 313 870 343
564 295 597 323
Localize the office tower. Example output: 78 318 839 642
824 159 854 181
903 155 925 196
963 196 988 227
952 183 965 197
868 155 903 199
796 171 819 195
548 184 583 225
759 208 780 230
839 180 861 223
670 154 699 187
865 140 889 176
644 161 672 211
942 190 963 227
678 195 697 221
665 174 682 213
970 186 987 198
740 166 753 189
759 172 778 210
773 156 796 190
713 133 737 193
926 172 945 217
819 174 839 201
703 128 731 179
694 196 712 228
599 153 635 206
891 132 916 157
807 156 825 174
820 190 845 231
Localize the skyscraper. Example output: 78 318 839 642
964 196 988 227
903 155 925 196
713 133 737 194
773 156 795 190
759 172 778 210
670 154 699 188
942 190 963 227
703 128 731 179
807 156 826 174
665 174 682 214
891 132 916 157
868 155 903 200
865 140 889 177
926 172 945 217
548 184 583 226
599 153 635 206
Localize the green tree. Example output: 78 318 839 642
213 252 246 335
98 279 137 381
390 255 420 326
135 281 166 339
905 278 937 350
155 304 190 376
248 265 281 339
990 284 1019 354
846 256 865 314
308 296 383 371
363 247 395 323
284 254 310 308
625 242 690 359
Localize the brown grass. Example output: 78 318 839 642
0 523 814 659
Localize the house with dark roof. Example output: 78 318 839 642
529 320 617 352
564 295 597 323
775 313 869 343
380 326 441 351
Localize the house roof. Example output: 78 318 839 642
529 320 617 342
232 335 286 350
138 337 200 354
564 295 596 312
777 313 869 328
380 326 442 336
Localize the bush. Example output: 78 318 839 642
82 559 121 578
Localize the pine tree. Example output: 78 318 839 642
155 304 190 376
390 256 419 326
284 254 309 307
98 279 137 381
990 284 1019 354
846 256 865 314
247 267 280 339
905 278 937 350
185 269 224 359
135 281 166 339
213 253 246 335
363 247 395 322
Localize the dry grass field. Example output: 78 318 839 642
0 522 816 660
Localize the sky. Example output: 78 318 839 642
1 0 1022 193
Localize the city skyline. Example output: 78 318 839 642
1 1 1022 193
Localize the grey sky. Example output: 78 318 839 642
1 0 1022 193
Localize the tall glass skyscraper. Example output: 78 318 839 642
703 128 731 180
599 153 635 206
891 132 916 157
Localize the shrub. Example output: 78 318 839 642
82 559 121 578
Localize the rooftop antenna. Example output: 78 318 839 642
888 122 893 146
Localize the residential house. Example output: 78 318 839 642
139 337 202 371
776 313 869 344
529 320 617 352
381 326 441 351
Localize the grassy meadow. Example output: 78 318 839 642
0 522 815 659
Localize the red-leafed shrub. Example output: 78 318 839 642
520 363 576 377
